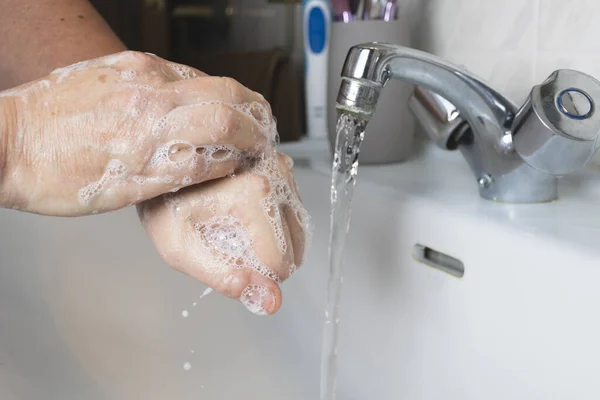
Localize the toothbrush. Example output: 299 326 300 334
303 0 331 138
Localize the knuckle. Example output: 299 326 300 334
248 173 271 196
277 152 294 171
121 51 155 70
214 103 239 140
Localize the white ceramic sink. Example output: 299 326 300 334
2 139 600 400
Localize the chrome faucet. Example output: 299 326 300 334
336 43 600 203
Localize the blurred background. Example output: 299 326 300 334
89 0 307 142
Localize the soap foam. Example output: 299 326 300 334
157 148 312 287
170 63 198 80
120 69 137 81
78 159 128 205
0 80 52 102
251 150 313 258
240 284 273 316
51 60 90 83
136 98 312 303
193 215 281 283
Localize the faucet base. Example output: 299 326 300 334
477 165 558 203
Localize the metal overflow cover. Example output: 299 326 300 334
557 88 594 120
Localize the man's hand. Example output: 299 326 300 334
138 151 312 315
0 51 274 216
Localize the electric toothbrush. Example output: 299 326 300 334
303 0 331 139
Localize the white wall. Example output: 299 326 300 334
409 0 600 105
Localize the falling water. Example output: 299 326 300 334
320 112 370 400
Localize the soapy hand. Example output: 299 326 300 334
138 150 312 315
0 51 272 215
0 51 312 315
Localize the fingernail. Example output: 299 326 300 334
240 285 275 316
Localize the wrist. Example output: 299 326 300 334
0 96 18 208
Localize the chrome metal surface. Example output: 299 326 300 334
336 43 600 203
512 69 600 175
409 87 466 150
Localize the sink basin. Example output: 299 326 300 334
2 139 600 399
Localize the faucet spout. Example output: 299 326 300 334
339 43 516 137
336 43 600 203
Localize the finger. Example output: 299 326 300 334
78 147 241 211
274 152 312 269
160 102 271 154
128 153 239 204
137 182 286 315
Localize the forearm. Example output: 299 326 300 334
0 0 126 90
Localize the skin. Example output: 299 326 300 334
0 0 311 315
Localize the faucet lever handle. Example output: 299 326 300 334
513 69 600 175
409 87 468 150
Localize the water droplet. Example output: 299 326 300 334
183 362 192 371
182 310 189 318
199 287 213 300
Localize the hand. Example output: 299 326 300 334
137 150 312 315
0 51 274 216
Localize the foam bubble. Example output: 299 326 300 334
181 310 189 318
194 215 281 283
240 285 273 316
183 362 192 371
78 159 129 206
171 64 198 80
148 140 196 169
289 263 298 277
250 149 313 257
120 69 137 81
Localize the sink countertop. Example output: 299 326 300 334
280 137 600 259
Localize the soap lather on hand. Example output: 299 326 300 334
0 50 312 316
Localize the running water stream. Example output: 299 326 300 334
320 111 371 400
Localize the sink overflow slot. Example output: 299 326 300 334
413 244 464 278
